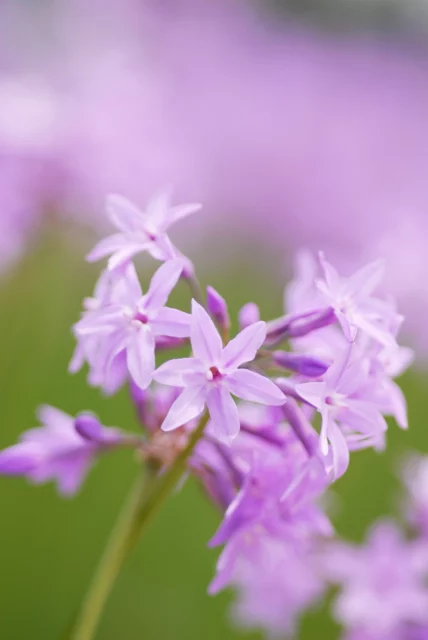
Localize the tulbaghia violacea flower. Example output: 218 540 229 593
322 521 428 638
87 191 201 270
154 300 286 441
316 252 401 346
74 258 190 390
0 406 125 495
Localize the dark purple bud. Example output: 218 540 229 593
238 302 260 329
155 336 188 350
266 307 336 345
273 351 329 377
0 449 36 475
206 286 230 330
75 413 121 446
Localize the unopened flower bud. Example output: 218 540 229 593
207 286 230 331
273 351 329 377
238 302 260 330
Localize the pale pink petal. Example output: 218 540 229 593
36 405 72 429
167 203 202 227
190 300 223 364
161 386 206 431
145 189 172 227
328 420 350 478
126 326 155 389
86 234 129 263
346 259 385 300
295 381 326 410
226 369 285 406
151 307 191 338
206 385 240 442
221 322 266 370
318 252 341 292
153 358 205 387
108 244 149 271
106 194 146 232
143 259 184 310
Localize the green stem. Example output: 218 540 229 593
67 412 209 640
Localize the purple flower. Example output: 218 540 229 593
0 406 123 495
316 253 400 346
238 302 260 330
322 521 428 637
87 191 201 270
401 454 428 538
74 259 190 390
153 300 285 441
206 286 230 334
217 535 326 639
296 345 390 477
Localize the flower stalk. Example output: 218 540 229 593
67 412 210 640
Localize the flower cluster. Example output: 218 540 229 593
0 192 413 637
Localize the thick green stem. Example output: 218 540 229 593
66 412 209 640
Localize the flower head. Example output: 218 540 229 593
87 191 201 270
154 300 285 442
73 258 190 390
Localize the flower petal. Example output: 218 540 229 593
328 420 350 478
221 322 266 370
190 300 223 364
86 234 129 263
346 258 385 300
295 381 326 410
206 385 240 442
108 244 149 271
151 307 191 338
167 203 202 227
226 369 285 406
143 259 184 310
126 326 155 389
153 358 205 387
106 194 146 232
161 386 206 431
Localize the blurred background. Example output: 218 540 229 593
1 1 428 638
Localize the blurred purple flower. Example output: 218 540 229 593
0 406 124 495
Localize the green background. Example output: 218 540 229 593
0 232 426 640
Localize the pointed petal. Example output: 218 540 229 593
151 307 191 337
86 234 129 263
346 259 385 300
226 369 286 406
153 358 205 387
143 259 184 310
107 244 148 271
295 381 326 409
126 326 155 389
206 386 240 442
161 386 206 431
190 300 223 364
167 202 202 226
106 194 146 232
146 189 172 227
318 251 341 291
328 420 350 478
221 322 266 370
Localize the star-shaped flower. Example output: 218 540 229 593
153 301 286 442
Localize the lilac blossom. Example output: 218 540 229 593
154 300 285 441
0 406 124 495
322 521 428 638
87 191 201 270
73 258 190 390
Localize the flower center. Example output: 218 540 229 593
134 311 149 324
209 366 222 381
